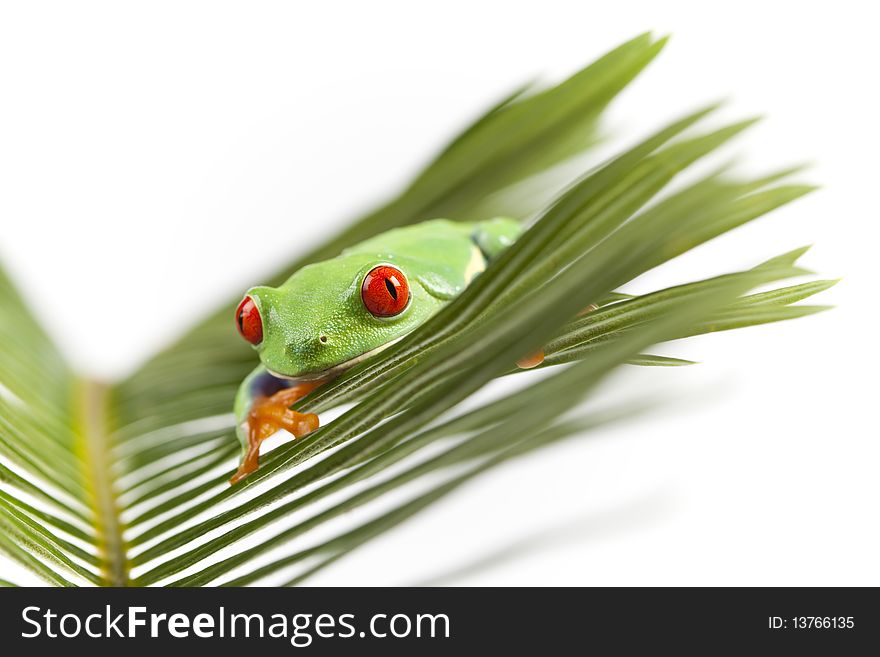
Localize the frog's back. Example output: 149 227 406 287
343 217 520 263
336 217 520 300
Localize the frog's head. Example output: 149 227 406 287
234 254 440 380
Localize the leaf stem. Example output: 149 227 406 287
77 380 128 586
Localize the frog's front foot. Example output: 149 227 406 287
230 378 323 485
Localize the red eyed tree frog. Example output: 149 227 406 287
231 218 531 484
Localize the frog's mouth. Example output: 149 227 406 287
265 335 407 382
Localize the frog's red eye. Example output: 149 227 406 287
362 265 410 317
235 295 263 345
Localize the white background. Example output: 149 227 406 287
1 1 877 585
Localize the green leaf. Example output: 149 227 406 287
627 354 696 367
0 35 832 586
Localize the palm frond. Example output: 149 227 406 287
0 35 832 586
